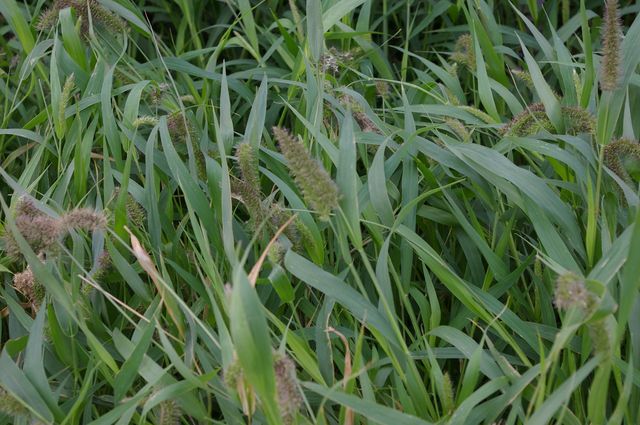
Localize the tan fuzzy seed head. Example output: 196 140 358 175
600 0 622 91
554 272 591 311
61 208 107 233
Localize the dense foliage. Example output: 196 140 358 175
1 0 640 424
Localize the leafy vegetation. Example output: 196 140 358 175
1 0 640 423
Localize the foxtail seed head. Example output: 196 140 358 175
444 118 470 142
273 353 303 424
375 80 390 98
554 272 591 311
441 372 455 413
133 116 159 127
13 266 45 305
588 318 613 359
112 187 146 227
4 198 62 259
600 0 622 91
236 143 261 193
501 103 594 137
37 0 126 35
272 127 339 221
511 69 534 89
603 138 640 186
353 111 381 134
59 73 75 129
167 112 194 143
451 34 475 70
223 354 257 417
61 208 107 233
156 400 182 425
0 386 29 418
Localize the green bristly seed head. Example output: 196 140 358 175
441 372 455 413
604 138 640 187
451 34 475 70
156 400 182 425
167 112 194 143
59 73 75 130
272 127 339 221
236 143 261 193
588 318 613 359
511 69 534 89
36 0 127 35
133 116 159 127
444 118 470 142
502 103 594 137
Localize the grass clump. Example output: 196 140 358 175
1 1 640 424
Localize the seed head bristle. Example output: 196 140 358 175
501 103 552 137
112 188 146 227
36 5 61 31
320 47 358 75
563 105 595 135
149 83 170 105
93 250 112 282
15 196 41 218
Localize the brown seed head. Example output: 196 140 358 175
61 208 107 233
273 353 303 424
600 0 622 91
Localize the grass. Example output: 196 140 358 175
1 0 640 424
